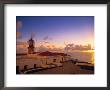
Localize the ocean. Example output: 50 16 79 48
66 50 94 64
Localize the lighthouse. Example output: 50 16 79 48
27 37 35 54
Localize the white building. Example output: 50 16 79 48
16 51 71 71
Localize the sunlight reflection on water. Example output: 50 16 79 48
67 50 94 64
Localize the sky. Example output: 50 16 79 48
16 16 94 49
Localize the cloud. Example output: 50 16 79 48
38 45 48 52
64 43 92 50
16 21 23 39
17 41 27 45
64 43 74 51
16 21 22 30
43 36 49 40
44 41 50 44
43 36 52 41
37 44 63 52
16 31 22 38
16 41 27 50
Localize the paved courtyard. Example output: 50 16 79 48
32 62 94 74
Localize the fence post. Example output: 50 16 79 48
24 65 28 70
16 66 20 74
34 64 37 68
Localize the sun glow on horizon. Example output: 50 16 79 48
16 16 94 51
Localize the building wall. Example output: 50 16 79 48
16 55 71 70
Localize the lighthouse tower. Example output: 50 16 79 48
27 36 35 54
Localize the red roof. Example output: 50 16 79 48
38 51 68 56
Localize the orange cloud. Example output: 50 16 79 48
16 31 22 38
16 21 22 39
16 21 22 30
16 42 27 48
